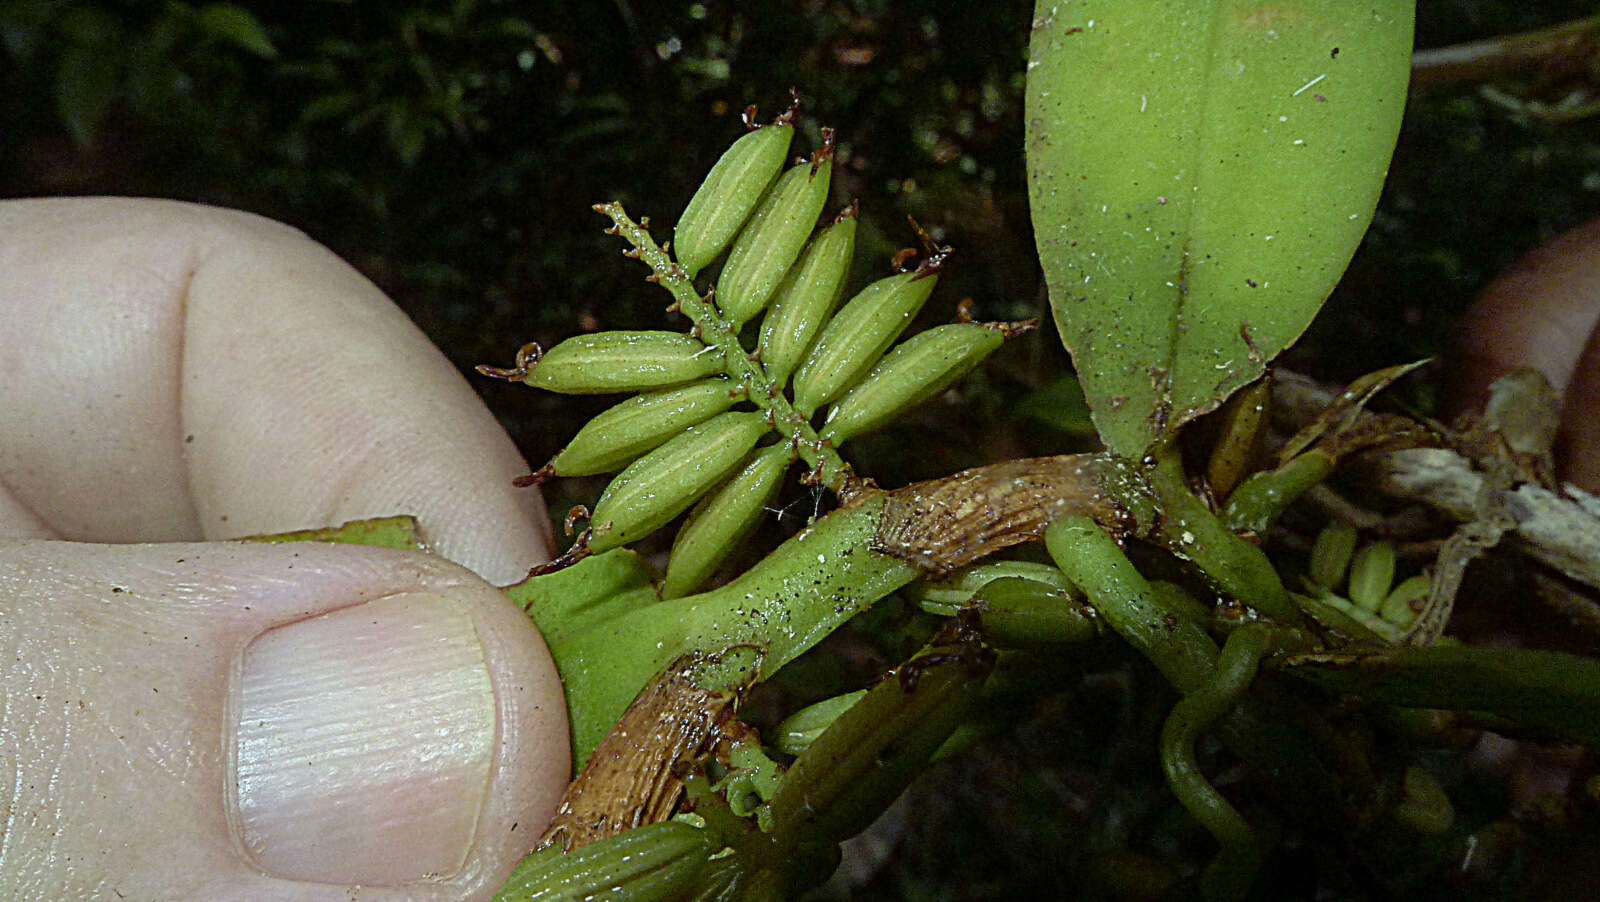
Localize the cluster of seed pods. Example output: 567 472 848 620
482 105 1027 595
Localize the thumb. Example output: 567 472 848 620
2 538 568 902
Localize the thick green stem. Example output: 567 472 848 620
555 495 922 760
541 452 1135 765
1221 451 1334 534
1147 454 1303 625
594 201 857 493
1044 515 1220 693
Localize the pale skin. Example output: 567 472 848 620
1448 216 1600 493
0 198 569 901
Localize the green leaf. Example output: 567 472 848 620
197 3 278 59
503 548 659 653
503 549 664 768
1281 645 1600 748
1025 1 1413 457
240 514 427 551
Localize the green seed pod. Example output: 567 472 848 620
1348 540 1396 612
791 269 940 415
1393 765 1454 835
1308 522 1358 590
820 322 1003 443
588 411 769 552
758 205 858 384
549 378 740 477
1379 573 1429 627
902 560 1079 616
492 821 717 902
773 689 867 756
764 644 991 844
662 443 790 598
973 575 1102 648
517 331 724 394
674 122 795 279
715 140 835 327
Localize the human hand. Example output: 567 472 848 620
1448 216 1600 492
0 198 569 900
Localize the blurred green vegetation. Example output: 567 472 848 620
7 2 1600 898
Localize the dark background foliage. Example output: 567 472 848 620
6 2 1600 898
